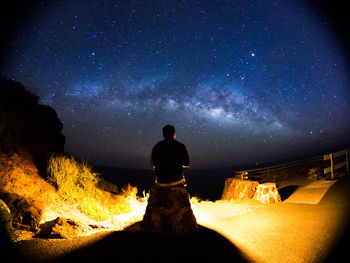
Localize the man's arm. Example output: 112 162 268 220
182 144 190 168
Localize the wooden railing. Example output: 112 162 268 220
323 149 349 180
233 148 349 182
233 155 323 181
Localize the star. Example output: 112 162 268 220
1 0 349 169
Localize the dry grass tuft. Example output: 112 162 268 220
47 155 139 221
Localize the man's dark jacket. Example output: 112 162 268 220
151 139 190 183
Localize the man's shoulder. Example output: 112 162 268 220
174 140 186 148
153 140 169 149
153 139 186 148
153 140 163 148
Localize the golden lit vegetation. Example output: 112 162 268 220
47 155 139 221
0 153 59 204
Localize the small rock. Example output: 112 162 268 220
89 224 106 229
38 217 83 239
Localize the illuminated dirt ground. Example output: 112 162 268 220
14 174 350 263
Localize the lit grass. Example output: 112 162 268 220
47 154 137 221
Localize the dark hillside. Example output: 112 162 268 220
0 78 65 174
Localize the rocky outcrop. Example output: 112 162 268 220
0 79 66 236
137 185 198 235
221 178 259 200
0 78 65 175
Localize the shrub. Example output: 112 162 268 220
47 155 137 221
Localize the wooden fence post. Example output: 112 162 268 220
330 153 334 180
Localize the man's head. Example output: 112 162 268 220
162 124 176 140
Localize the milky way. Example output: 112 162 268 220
1 0 350 168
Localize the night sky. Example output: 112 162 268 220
1 0 350 169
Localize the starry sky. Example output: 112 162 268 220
1 0 350 169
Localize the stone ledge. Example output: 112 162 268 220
221 178 259 200
253 183 281 204
221 178 281 204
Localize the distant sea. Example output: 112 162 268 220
93 166 234 201
93 142 350 201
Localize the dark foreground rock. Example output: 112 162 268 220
0 199 12 237
132 185 198 235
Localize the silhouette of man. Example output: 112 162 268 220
151 125 190 187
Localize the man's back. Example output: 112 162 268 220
151 139 190 184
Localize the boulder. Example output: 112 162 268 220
139 185 198 235
254 183 281 204
38 217 83 239
221 178 259 200
0 199 12 237
0 192 43 232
